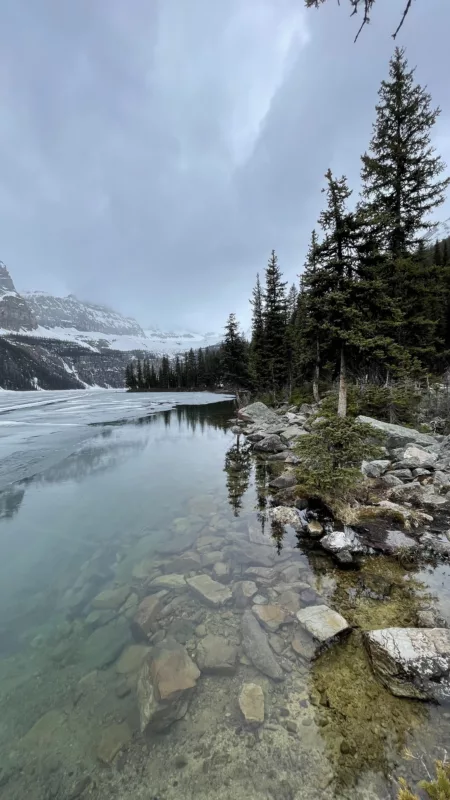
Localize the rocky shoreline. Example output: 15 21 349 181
233 400 450 703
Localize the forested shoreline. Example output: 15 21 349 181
126 49 450 421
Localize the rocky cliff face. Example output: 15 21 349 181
0 263 37 332
24 291 145 336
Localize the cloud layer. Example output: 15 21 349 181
0 0 449 330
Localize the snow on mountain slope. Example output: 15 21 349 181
24 291 145 336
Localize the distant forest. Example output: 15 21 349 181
126 49 450 417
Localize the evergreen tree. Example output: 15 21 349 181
222 313 249 388
263 250 287 396
434 240 443 267
143 358 151 389
136 359 143 390
361 48 450 260
442 239 449 267
301 230 323 401
249 274 266 390
125 362 137 391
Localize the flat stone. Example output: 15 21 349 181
241 609 284 681
116 644 151 675
291 629 317 661
389 468 414 481
244 566 277 584
252 604 289 632
156 530 199 556
201 550 224 567
21 710 66 750
382 473 403 487
364 628 450 701
131 595 162 642
296 605 350 644
212 562 232 583
80 619 131 670
280 426 308 442
97 722 131 764
91 585 131 611
270 506 302 530
186 574 232 607
356 416 436 449
239 683 264 725
137 638 200 732
232 580 258 609
225 541 274 568
149 574 187 592
196 634 238 674
277 590 302 614
168 552 202 573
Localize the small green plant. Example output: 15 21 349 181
319 383 422 424
295 414 383 502
398 760 450 799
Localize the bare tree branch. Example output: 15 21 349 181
305 0 416 40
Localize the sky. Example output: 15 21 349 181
0 0 449 333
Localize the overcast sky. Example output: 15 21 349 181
0 0 449 332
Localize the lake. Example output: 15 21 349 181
0 390 449 800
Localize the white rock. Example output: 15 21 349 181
364 627 450 701
361 459 391 478
320 528 367 555
404 446 438 467
270 506 302 530
296 605 350 644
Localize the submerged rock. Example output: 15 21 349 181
196 634 237 674
305 519 324 537
186 574 232 607
131 595 162 642
364 627 450 701
296 605 350 645
241 610 284 681
232 580 258 608
97 722 131 764
91 585 131 611
239 683 265 725
81 619 130 670
252 604 290 632
225 541 274 568
137 638 200 732
149 574 187 592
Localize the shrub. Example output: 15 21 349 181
319 384 422 425
398 760 450 799
294 414 383 502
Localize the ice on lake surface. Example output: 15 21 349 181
0 390 449 800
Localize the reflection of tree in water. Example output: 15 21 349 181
224 436 252 516
176 401 233 433
0 485 25 520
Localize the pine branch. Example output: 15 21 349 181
305 0 416 40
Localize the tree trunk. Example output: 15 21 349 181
313 338 320 404
337 346 347 418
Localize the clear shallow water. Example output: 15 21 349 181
0 391 449 800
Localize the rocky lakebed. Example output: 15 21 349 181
0 397 450 800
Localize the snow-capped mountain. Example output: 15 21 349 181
0 260 223 390
24 291 146 337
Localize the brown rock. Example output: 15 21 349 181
196 634 237 674
97 722 131 764
137 638 200 732
239 683 264 725
131 595 162 642
252 604 289 632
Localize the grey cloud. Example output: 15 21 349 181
0 0 449 332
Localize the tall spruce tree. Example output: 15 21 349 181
249 274 266 390
361 48 450 260
263 250 287 396
302 230 323 402
222 313 249 388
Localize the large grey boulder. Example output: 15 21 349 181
253 435 286 453
364 627 450 701
361 459 391 478
137 638 200 732
269 472 297 490
238 402 279 425
280 426 308 442
241 610 284 681
356 416 437 449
